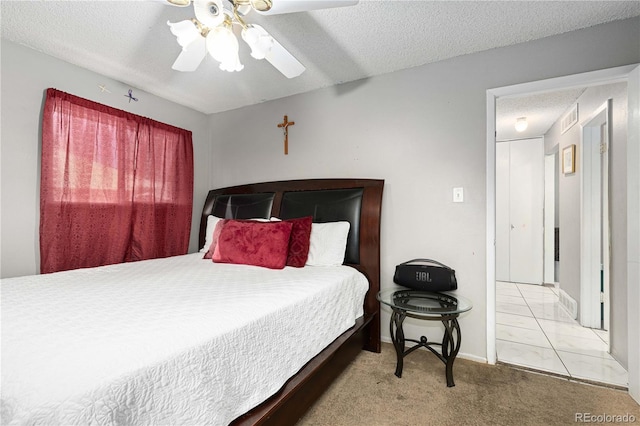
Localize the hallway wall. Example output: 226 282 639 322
544 82 629 367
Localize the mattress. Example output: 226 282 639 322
1 253 368 425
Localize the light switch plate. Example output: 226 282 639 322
453 187 464 203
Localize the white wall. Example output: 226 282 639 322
626 65 640 402
208 17 640 361
0 40 211 278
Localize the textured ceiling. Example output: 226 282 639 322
2 1 639 116
496 88 586 141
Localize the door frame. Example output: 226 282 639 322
579 100 611 332
485 64 640 402
495 141 511 282
544 151 557 284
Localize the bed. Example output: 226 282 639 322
1 178 384 425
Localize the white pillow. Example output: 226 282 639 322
200 215 224 253
306 221 351 266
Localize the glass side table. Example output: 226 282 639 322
377 288 472 387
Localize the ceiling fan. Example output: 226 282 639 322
164 0 358 78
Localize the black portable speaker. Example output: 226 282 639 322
393 259 457 292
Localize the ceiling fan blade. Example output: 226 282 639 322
154 0 191 6
253 0 358 15
172 37 206 72
167 0 191 6
265 36 305 78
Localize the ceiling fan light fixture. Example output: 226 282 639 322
219 56 244 73
194 0 225 28
167 20 201 48
234 2 253 16
241 25 274 60
206 26 244 72
515 117 528 132
249 0 273 12
166 0 354 76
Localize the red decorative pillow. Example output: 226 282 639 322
212 220 293 269
203 219 229 259
283 216 313 267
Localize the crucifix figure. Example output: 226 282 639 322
277 115 295 155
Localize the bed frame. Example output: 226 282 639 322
198 178 384 425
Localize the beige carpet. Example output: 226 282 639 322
297 343 639 426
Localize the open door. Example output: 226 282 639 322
580 100 611 332
543 152 557 284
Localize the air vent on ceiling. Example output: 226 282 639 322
561 104 579 134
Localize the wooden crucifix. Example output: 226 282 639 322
277 115 295 155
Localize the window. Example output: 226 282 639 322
40 89 194 273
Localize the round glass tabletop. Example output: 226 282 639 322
377 287 472 316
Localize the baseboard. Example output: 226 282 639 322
457 352 488 364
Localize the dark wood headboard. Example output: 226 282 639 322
200 178 384 352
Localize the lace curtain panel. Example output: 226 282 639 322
40 88 194 274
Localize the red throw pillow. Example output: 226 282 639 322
212 220 293 269
283 216 313 267
203 219 229 259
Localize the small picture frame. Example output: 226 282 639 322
562 144 576 174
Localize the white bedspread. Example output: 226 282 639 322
1 253 368 425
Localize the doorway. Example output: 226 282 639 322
485 64 640 401
494 102 621 386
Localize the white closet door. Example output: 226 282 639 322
495 138 544 284
509 138 544 284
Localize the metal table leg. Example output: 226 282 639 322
390 308 407 377
441 316 462 387
389 310 462 387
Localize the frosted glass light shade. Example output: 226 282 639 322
206 27 244 72
167 20 201 48
218 56 244 72
241 25 274 60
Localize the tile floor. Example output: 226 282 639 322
496 281 628 388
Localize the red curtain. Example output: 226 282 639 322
40 88 193 273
